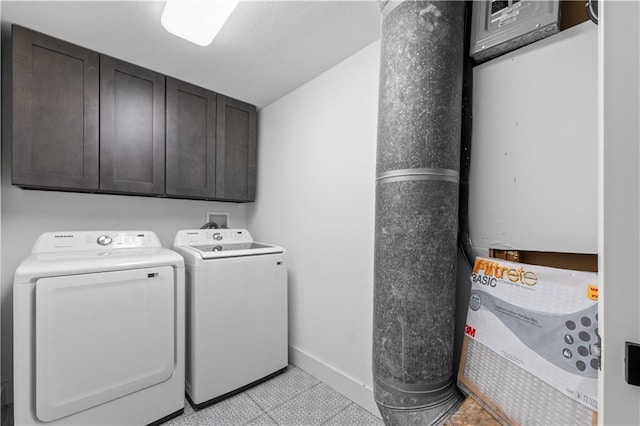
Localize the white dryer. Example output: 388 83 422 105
172 229 287 408
13 231 185 425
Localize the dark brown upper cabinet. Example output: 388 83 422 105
216 96 257 202
100 56 165 195
12 25 99 190
11 26 258 202
165 78 217 199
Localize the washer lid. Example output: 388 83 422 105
173 229 285 259
187 242 284 259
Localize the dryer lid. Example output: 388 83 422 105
14 231 183 284
14 248 183 284
31 230 162 253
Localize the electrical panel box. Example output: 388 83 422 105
470 0 560 63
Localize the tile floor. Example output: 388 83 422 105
0 366 384 426
165 366 383 426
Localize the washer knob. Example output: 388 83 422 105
213 233 223 241
97 235 113 246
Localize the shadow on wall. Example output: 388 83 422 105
454 251 472 380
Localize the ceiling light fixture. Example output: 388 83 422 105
161 0 240 47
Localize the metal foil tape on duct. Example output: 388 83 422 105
376 168 460 185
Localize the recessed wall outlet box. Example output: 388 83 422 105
626 341 640 386
470 0 560 64
206 212 229 229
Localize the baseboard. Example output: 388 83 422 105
288 345 381 418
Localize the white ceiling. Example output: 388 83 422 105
2 1 381 109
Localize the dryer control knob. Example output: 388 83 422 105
97 235 113 246
212 233 223 241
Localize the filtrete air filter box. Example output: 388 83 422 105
458 257 598 425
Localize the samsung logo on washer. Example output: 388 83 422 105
54 234 74 238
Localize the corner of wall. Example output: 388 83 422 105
288 345 380 418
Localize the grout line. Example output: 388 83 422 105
245 368 322 414
267 381 324 412
265 411 280 426
319 402 354 426
261 382 346 426
242 401 270 426
257 381 326 424
245 387 281 413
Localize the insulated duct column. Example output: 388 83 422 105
373 1 465 424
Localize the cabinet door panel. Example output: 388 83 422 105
216 96 257 201
100 56 165 194
12 25 99 190
166 78 217 198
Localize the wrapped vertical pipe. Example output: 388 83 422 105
373 1 465 424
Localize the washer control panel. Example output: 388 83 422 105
173 229 254 246
206 230 251 243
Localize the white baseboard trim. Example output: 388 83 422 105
288 345 380 418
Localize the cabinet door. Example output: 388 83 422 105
166 78 217 199
12 25 99 190
100 56 165 195
216 96 257 202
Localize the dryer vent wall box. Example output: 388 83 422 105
471 0 560 63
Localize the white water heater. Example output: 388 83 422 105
470 0 560 63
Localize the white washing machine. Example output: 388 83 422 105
172 229 287 408
13 231 185 425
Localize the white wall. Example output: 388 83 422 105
0 25 249 402
470 22 598 256
599 2 640 424
247 41 380 413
